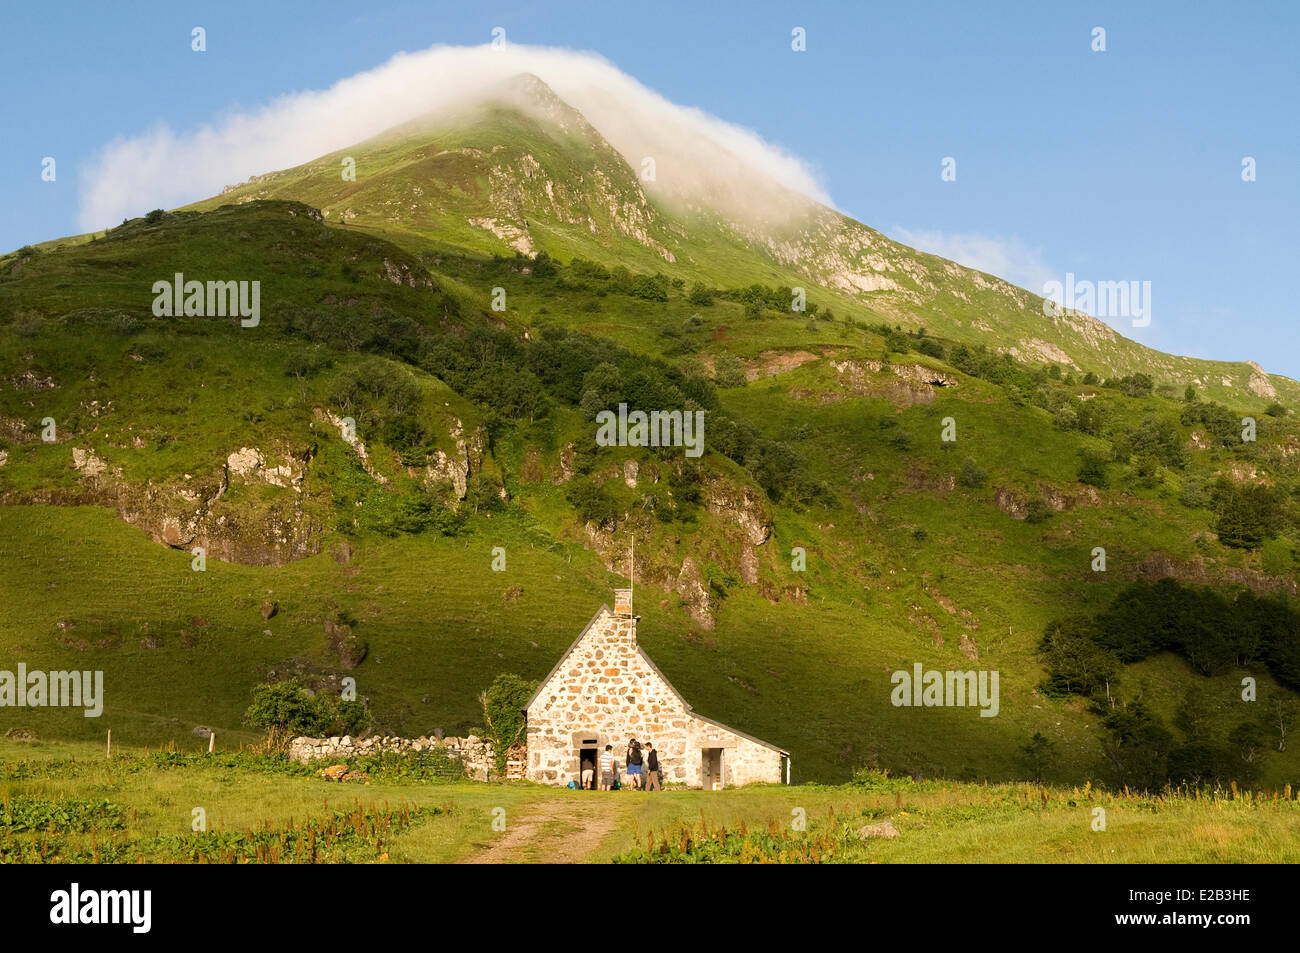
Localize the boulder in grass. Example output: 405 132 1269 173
857 821 900 840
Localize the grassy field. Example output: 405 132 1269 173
3 739 1297 864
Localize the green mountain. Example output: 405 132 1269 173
2 75 1298 787
195 73 1299 408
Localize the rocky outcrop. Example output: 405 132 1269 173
1129 553 1297 597
675 556 713 630
704 477 772 547
994 487 1028 520
994 483 1098 519
324 618 367 670
552 443 576 484
39 441 321 565
226 446 303 491
823 359 959 406
315 408 388 485
1245 361 1277 400
380 258 434 289
72 448 111 480
421 418 485 500
745 349 821 381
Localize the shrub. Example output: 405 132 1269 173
1100 702 1172 791
1018 732 1057 783
1038 617 1120 697
566 477 619 528
1212 479 1277 548
286 348 330 379
688 283 714 306
244 679 369 739
481 673 538 773
713 353 748 388
1077 449 1109 488
958 457 987 489
1024 498 1053 523
917 337 946 359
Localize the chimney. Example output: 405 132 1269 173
614 588 632 617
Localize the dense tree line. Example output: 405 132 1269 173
1040 579 1300 694
1040 579 1300 788
279 293 827 506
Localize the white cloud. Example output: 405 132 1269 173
77 44 831 231
889 227 1058 296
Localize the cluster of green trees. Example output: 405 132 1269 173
933 339 1293 550
555 257 675 301
1039 579 1300 788
244 678 370 739
1094 693 1286 790
1041 579 1300 694
280 275 825 516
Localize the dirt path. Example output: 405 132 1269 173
459 796 627 864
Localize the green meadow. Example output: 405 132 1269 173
2 740 1296 864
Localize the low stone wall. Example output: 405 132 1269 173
288 734 496 781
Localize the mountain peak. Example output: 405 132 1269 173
479 72 601 142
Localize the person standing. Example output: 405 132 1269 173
599 744 615 791
645 741 661 791
626 737 644 790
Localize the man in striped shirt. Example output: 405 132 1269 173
599 744 615 791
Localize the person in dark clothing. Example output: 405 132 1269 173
644 741 661 791
626 737 644 790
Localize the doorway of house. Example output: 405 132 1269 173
701 747 724 790
578 739 599 789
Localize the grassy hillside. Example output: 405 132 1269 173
3 81 1300 791
188 76 1300 408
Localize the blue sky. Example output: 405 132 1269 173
2 1 1296 375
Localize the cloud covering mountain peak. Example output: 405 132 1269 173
78 44 831 231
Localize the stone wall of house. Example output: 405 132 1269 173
288 734 495 781
525 591 784 788
688 718 786 789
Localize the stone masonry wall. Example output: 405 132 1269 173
526 595 784 788
288 734 495 781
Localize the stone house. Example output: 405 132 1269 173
524 588 788 788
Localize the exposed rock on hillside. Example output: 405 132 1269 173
675 556 713 630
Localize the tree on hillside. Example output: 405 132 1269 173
688 282 713 306
1018 732 1057 783
1038 617 1120 699
1212 479 1277 548
1228 721 1270 780
1099 702 1172 792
